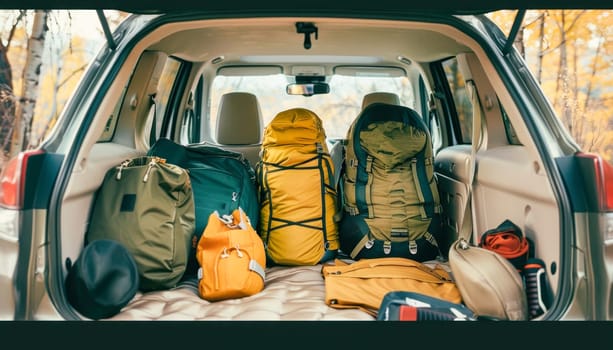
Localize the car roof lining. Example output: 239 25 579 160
145 17 472 67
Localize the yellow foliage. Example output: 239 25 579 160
3 10 612 163
489 10 613 163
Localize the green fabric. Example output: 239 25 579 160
360 121 426 169
86 156 195 292
340 103 441 261
148 138 259 276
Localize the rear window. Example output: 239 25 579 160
209 74 416 140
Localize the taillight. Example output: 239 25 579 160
577 152 613 212
0 149 44 209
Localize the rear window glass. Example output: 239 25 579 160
209 74 416 140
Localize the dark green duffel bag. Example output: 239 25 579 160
86 156 195 292
148 138 259 276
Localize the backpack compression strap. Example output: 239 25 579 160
350 103 436 218
260 143 335 250
342 213 440 259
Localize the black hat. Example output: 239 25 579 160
65 239 139 320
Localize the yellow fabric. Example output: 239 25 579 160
196 208 266 301
258 108 339 266
322 257 461 316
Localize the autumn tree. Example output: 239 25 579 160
0 10 26 159
9 10 50 158
489 10 613 164
0 10 128 165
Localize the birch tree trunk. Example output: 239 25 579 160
9 10 49 157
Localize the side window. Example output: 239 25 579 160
442 57 473 144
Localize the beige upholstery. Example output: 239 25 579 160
108 264 376 321
361 92 401 110
107 259 446 320
215 92 264 167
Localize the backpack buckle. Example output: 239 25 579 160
365 239 375 249
383 241 391 254
409 240 418 254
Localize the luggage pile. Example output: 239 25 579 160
70 101 552 322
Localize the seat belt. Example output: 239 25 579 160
457 79 483 244
148 93 157 147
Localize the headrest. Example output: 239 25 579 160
361 92 401 110
216 92 263 145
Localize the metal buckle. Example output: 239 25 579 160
383 241 391 254
409 240 418 254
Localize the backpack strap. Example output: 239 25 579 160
259 143 336 252
351 103 437 220
351 104 411 216
148 93 158 147
317 142 334 250
413 146 435 219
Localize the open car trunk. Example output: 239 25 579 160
38 9 583 321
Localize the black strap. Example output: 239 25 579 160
149 93 157 147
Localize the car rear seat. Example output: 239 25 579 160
215 92 264 169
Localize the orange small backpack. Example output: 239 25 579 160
196 208 266 301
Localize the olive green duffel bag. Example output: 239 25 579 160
86 156 195 292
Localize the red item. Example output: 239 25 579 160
481 232 529 260
399 305 419 321
479 220 530 270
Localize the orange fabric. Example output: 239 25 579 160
480 231 529 260
196 208 266 301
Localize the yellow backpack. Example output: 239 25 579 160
257 108 339 266
196 208 266 301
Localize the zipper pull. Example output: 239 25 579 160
220 247 229 259
235 244 243 258
143 157 157 182
115 159 131 180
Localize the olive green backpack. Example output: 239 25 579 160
86 156 195 292
339 103 443 261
